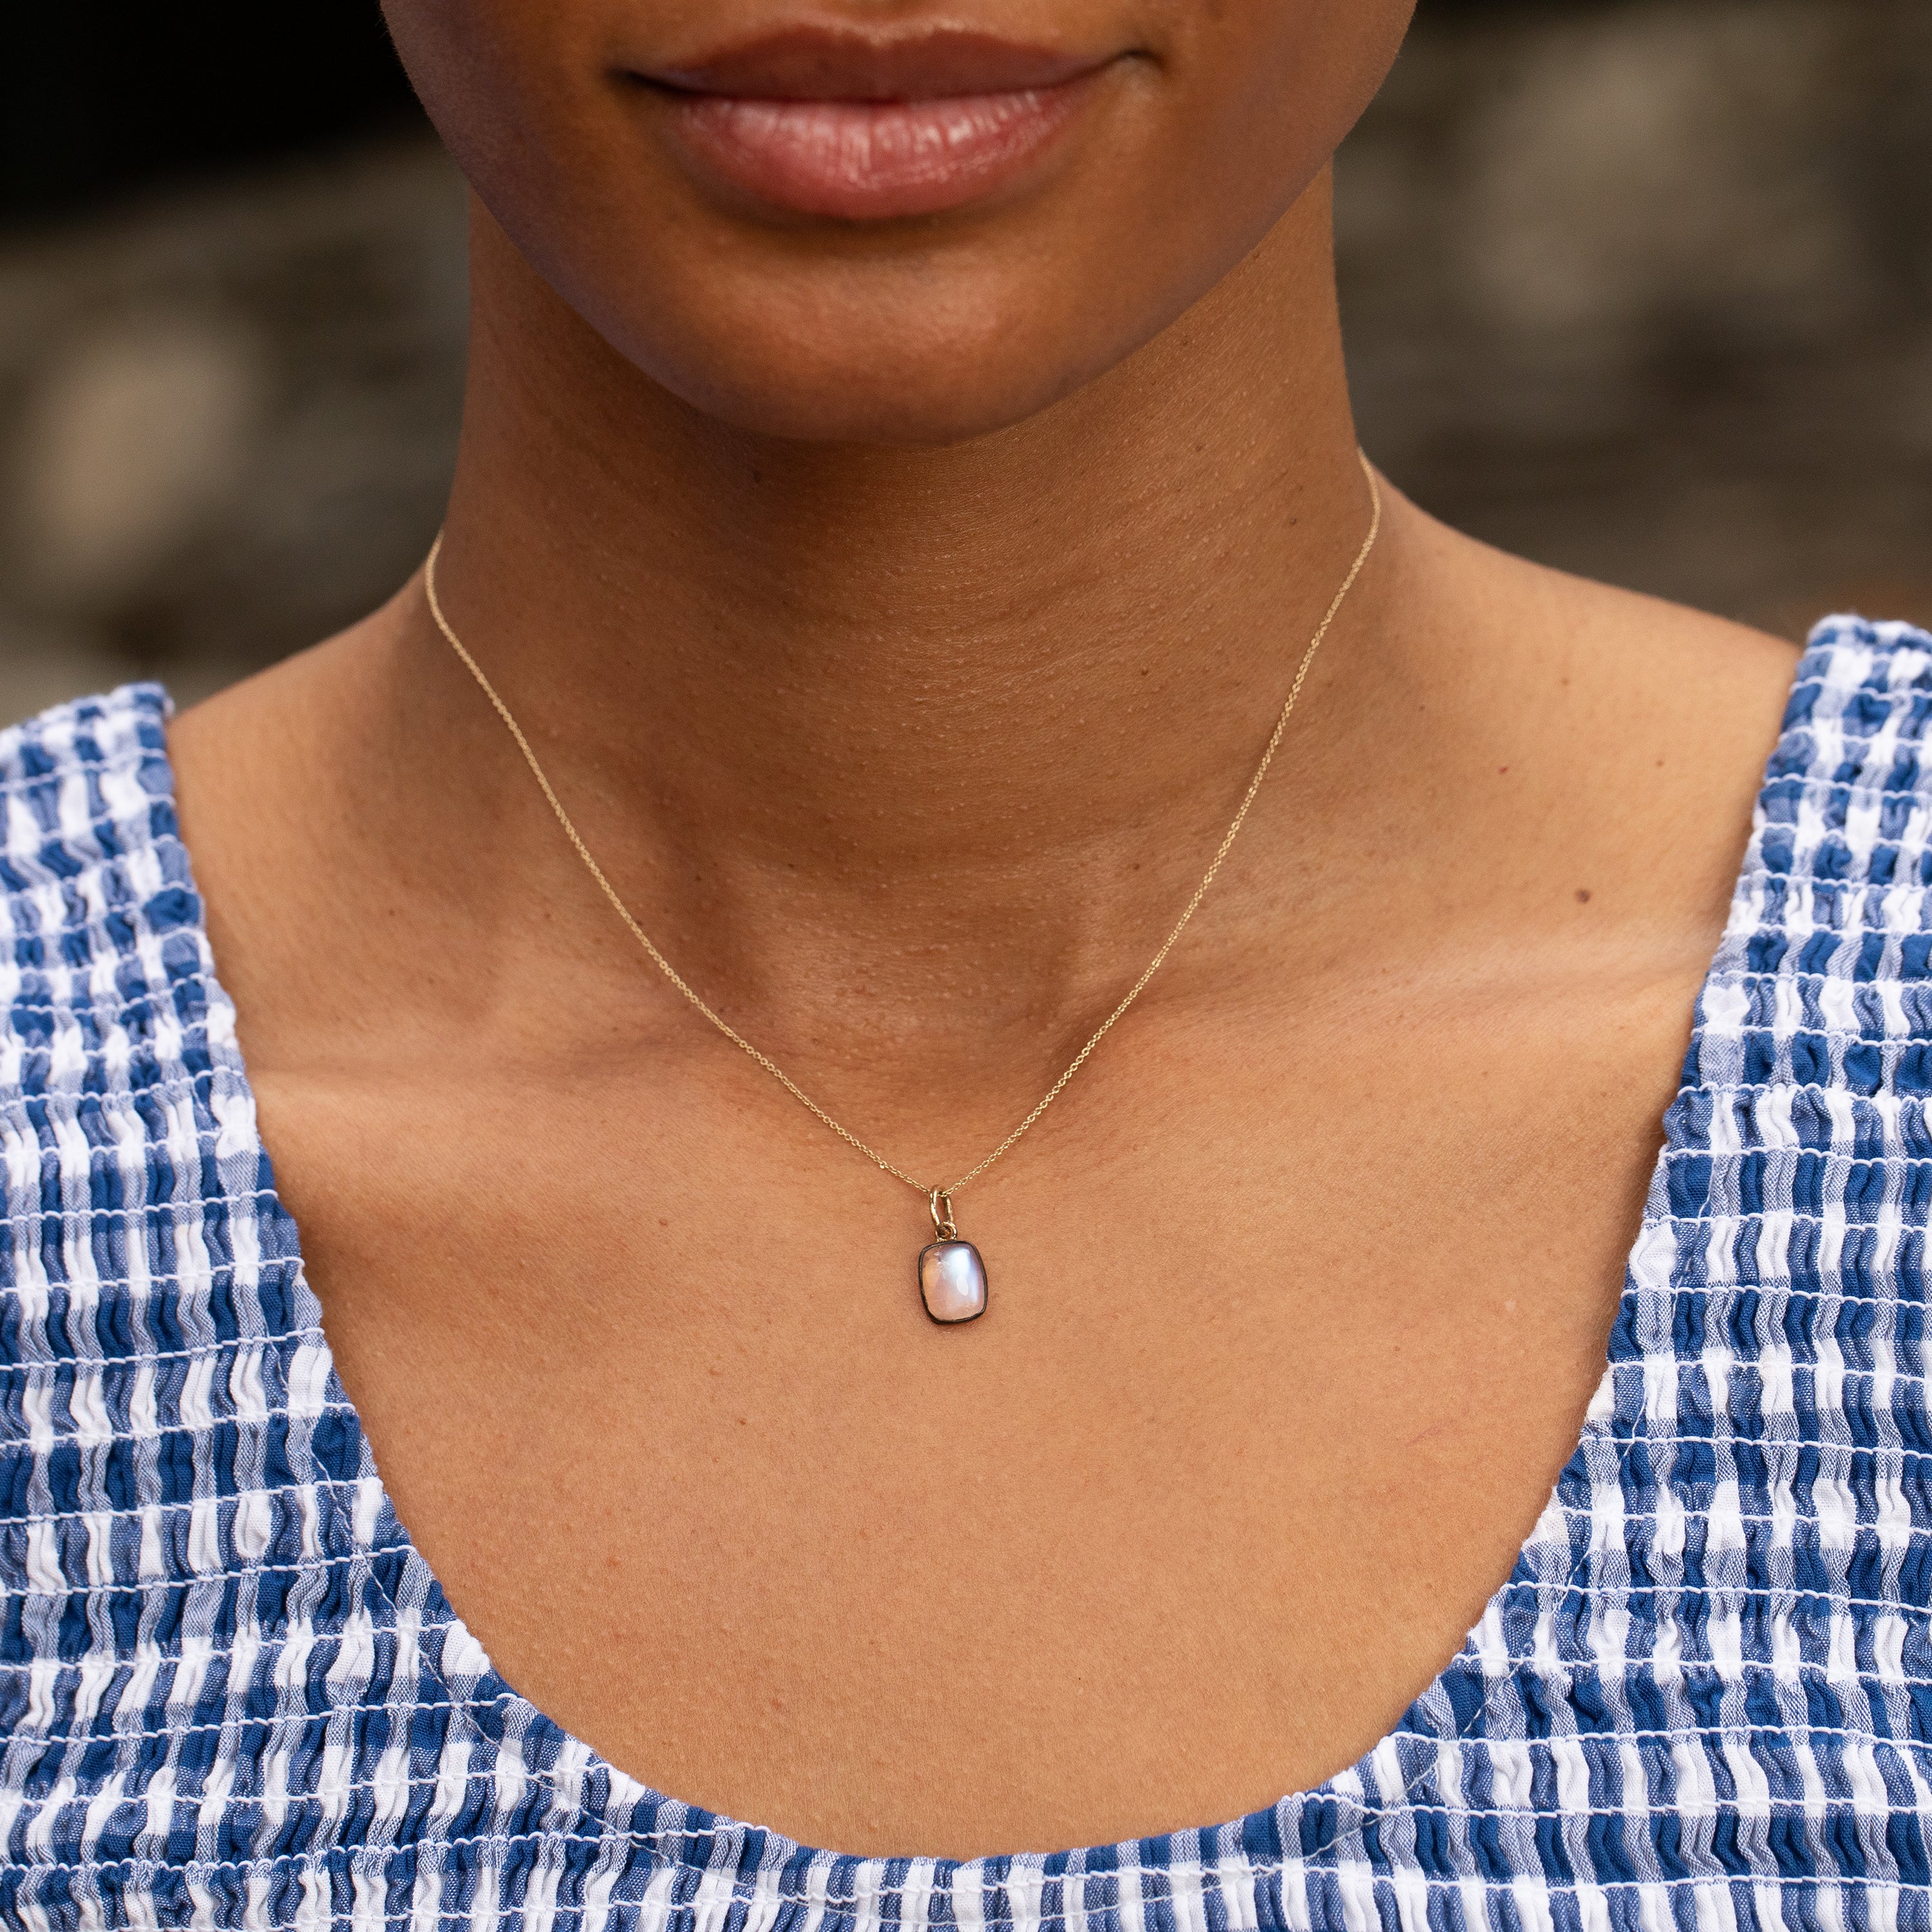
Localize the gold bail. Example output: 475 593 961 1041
929 1188 960 1242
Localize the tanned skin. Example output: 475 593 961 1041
169 0 1803 1859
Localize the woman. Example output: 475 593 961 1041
5 0 1927 1925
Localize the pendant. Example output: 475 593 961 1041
918 1188 987 1325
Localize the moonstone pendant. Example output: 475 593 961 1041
919 1240 989 1324
918 1188 985 1323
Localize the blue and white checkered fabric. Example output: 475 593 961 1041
5 620 1932 1931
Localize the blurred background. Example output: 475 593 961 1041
1 0 1928 726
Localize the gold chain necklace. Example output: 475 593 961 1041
422 450 1383 1325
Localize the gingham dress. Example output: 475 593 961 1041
6 618 1932 1932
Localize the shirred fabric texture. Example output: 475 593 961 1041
4 621 1932 1930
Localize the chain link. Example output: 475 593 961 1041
422 450 1383 1203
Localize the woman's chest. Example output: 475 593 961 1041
254 958 1689 1860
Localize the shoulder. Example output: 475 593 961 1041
1395 502 1807 737
0 685 206 1034
1774 611 1932 768
0 685 231 1354
0 683 179 877
0 677 202 929
1356 505 1808 998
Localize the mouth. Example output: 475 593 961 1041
631 26 1121 222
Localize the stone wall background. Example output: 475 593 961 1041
1340 0 1932 639
0 0 1927 727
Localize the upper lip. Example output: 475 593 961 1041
639 26 1113 101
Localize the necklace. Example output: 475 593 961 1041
422 450 1383 1326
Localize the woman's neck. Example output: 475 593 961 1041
368 175 1399 1039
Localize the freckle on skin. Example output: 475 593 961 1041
1576 888 1593 904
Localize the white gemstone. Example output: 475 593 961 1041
919 1240 987 1323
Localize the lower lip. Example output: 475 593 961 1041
658 77 1099 221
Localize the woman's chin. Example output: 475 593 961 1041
645 337 1113 448
546 248 1152 446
